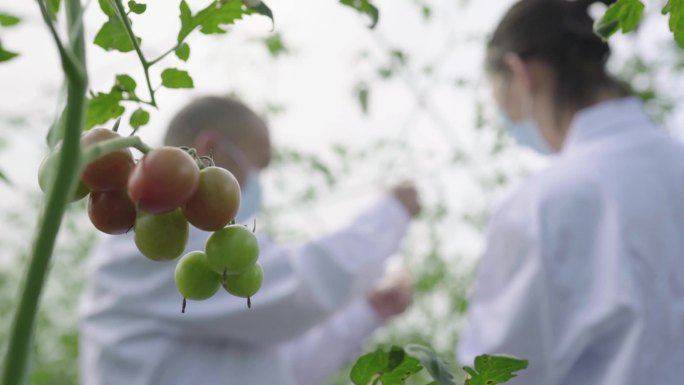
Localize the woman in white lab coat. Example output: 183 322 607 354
458 0 684 384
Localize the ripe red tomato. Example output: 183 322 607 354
128 147 200 214
182 167 241 231
87 190 136 235
81 128 135 192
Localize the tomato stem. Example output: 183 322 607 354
82 136 152 167
1 0 87 383
182 298 187 314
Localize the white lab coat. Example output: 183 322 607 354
79 196 410 385
458 97 684 385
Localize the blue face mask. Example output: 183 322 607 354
235 169 262 223
500 110 552 155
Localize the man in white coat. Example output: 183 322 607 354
79 96 420 385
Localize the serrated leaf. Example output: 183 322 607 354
196 0 244 35
94 0 141 52
664 0 684 48
86 89 125 129
463 355 528 385
405 345 457 385
94 19 138 52
339 0 379 28
177 0 193 42
350 350 388 385
161 68 194 89
115 74 137 94
175 42 190 61
594 0 644 40
0 13 21 27
129 108 150 129
0 45 18 62
128 0 147 14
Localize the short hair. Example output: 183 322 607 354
164 96 261 147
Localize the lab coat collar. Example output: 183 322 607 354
563 97 652 153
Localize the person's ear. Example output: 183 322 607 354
193 130 222 157
503 53 534 94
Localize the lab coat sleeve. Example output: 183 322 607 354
457 198 554 385
278 299 383 385
88 195 410 345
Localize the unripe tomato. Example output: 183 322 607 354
38 153 89 202
81 128 135 192
182 167 241 231
128 147 200 214
223 263 263 298
205 225 259 275
88 190 136 235
134 209 189 261
175 251 221 300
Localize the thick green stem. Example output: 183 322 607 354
1 1 87 384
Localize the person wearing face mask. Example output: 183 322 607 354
457 1 684 384
79 96 420 385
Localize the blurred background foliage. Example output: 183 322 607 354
1 0 683 384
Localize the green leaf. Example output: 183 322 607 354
594 0 644 40
463 355 528 385
177 0 249 43
350 347 423 385
0 45 18 62
0 13 21 27
664 0 684 48
350 350 388 385
47 0 61 19
339 0 379 28
405 345 457 385
177 0 193 43
115 74 137 94
161 68 194 88
86 89 125 129
128 0 147 14
129 108 150 129
94 0 141 52
175 42 190 61
263 33 288 57
246 1 275 29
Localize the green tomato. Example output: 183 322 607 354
223 263 263 298
134 209 189 261
205 225 259 275
175 251 221 300
38 152 90 202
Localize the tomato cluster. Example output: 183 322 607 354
38 127 263 310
